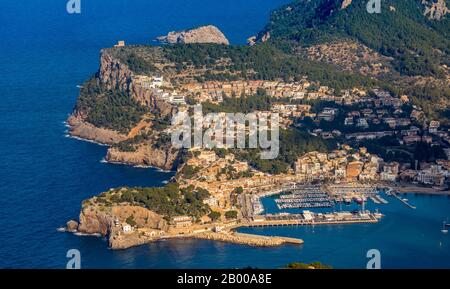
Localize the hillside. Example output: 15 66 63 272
260 0 449 77
257 0 449 123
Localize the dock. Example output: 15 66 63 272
242 214 379 228
233 232 304 245
194 231 303 247
391 191 416 209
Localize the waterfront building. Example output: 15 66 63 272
380 162 400 182
416 165 447 186
172 216 193 228
114 40 125 47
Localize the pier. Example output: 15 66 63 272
244 218 378 228
391 191 416 209
233 232 304 245
242 211 379 228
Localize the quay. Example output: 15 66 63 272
243 217 378 228
233 232 304 245
193 231 303 246
390 191 416 209
241 210 379 228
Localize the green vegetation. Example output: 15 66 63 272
208 211 221 221
407 83 450 127
126 215 137 227
218 166 253 180
263 0 449 77
224 210 238 220
163 43 377 92
203 89 273 113
232 128 336 174
113 132 153 152
123 52 158 74
75 77 147 133
180 165 200 179
284 261 332 269
361 138 446 165
115 184 211 219
230 187 244 206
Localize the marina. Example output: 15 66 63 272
275 189 334 209
243 184 392 230
256 184 393 213
245 210 379 228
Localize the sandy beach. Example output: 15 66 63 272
396 185 450 195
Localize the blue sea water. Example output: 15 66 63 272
0 0 449 269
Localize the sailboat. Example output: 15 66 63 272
442 221 448 234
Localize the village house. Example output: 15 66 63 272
429 121 440 134
114 40 125 47
380 162 399 182
172 216 193 228
416 165 447 186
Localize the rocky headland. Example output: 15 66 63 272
67 47 179 169
67 114 127 145
157 25 229 45
106 143 179 171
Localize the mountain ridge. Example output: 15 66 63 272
258 0 449 77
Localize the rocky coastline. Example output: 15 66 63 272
156 25 229 45
67 115 128 145
63 201 302 250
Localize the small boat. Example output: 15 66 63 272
354 197 363 205
374 210 384 219
442 222 448 234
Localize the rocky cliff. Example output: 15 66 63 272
67 114 127 145
67 47 180 169
98 51 133 92
157 25 229 45
99 50 172 113
106 143 180 171
75 203 167 249
77 206 113 236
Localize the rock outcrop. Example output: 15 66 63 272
77 206 113 236
75 203 167 249
422 0 449 20
67 48 179 169
66 220 79 232
106 143 179 171
157 25 229 45
98 51 133 93
67 114 127 145
99 51 170 112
